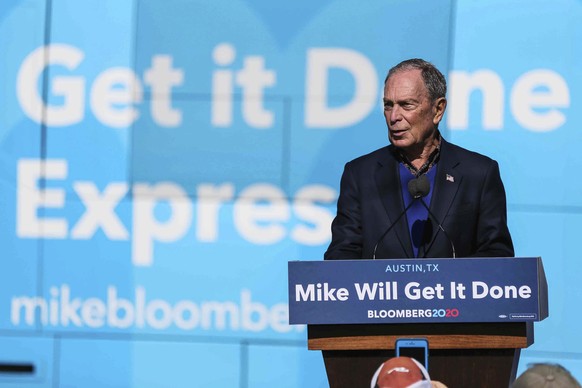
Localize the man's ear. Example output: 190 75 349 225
432 97 447 125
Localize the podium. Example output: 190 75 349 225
288 258 548 388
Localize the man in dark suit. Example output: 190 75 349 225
324 59 514 260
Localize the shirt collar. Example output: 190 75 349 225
393 131 441 177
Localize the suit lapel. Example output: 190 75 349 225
421 139 461 257
375 147 414 258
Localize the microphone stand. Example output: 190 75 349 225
418 198 457 259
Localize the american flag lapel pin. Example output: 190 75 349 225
446 174 455 183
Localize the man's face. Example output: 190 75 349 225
383 69 445 153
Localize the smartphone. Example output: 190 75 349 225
395 338 429 371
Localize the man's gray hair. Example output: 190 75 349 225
385 58 447 102
512 363 581 388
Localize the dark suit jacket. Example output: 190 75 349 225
324 139 514 259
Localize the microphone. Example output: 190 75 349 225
372 175 429 259
408 174 430 199
414 175 457 259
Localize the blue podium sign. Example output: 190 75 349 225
288 258 548 324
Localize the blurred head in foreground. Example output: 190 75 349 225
512 363 581 388
371 356 432 388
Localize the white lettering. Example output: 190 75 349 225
296 284 315 302
211 43 236 127
16 159 335 266
132 183 193 266
91 67 143 128
472 281 531 299
71 182 129 239
17 44 85 126
17 159 68 238
236 56 276 128
404 282 444 300
510 69 569 132
234 183 289 244
291 185 335 245
305 48 377 128
144 55 184 126
448 70 504 130
196 183 235 242
17 45 184 128
11 286 301 334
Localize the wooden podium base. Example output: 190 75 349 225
310 322 531 388
322 348 520 388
